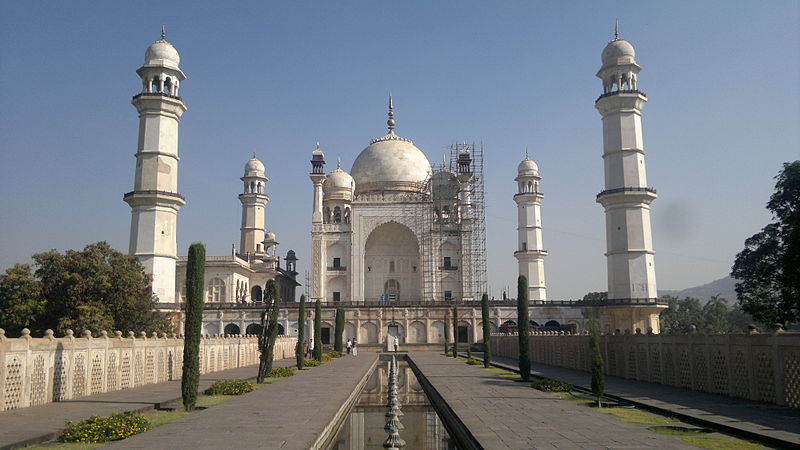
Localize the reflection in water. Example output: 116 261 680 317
330 359 457 449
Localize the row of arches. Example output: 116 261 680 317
204 322 286 336
143 75 179 96
323 205 351 224
245 181 264 194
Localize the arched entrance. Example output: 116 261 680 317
251 286 262 303
224 323 240 335
246 323 262 335
364 222 420 302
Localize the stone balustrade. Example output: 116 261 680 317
490 332 800 408
0 328 296 411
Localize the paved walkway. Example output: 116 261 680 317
110 353 378 449
0 359 294 450
479 353 800 448
409 352 692 449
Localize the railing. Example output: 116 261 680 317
327 266 347 271
596 186 657 199
438 265 458 271
123 190 185 201
132 92 184 102
595 89 647 102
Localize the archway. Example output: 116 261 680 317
408 321 426 343
364 222 420 302
277 324 285 335
500 320 516 333
345 322 356 341
430 321 445 343
544 320 560 327
203 322 219 336
251 286 262 303
246 323 262 335
224 323 240 335
360 322 378 343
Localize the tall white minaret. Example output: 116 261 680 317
514 153 547 301
239 155 269 256
124 28 187 303
309 143 326 303
595 26 658 303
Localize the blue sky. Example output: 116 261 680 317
1 1 798 300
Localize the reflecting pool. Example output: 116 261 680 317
329 358 458 449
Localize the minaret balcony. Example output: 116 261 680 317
327 266 347 271
596 186 657 204
438 265 459 271
123 189 186 207
595 89 647 103
514 249 548 257
132 92 184 102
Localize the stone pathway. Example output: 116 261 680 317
109 353 378 449
409 352 693 449
481 353 800 448
0 359 295 449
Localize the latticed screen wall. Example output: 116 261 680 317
0 334 295 411
492 332 800 408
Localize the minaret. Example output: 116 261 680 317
239 154 269 256
595 28 662 331
513 153 547 301
309 143 326 302
124 28 187 303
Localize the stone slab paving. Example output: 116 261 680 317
0 358 295 450
409 352 693 450
109 353 378 450
482 353 800 447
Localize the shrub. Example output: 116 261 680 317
321 353 334 362
531 378 572 392
327 351 342 358
303 359 321 367
205 380 254 396
182 243 205 411
61 411 150 443
466 358 482 366
266 367 295 378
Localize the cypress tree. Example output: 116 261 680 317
451 305 458 358
334 307 344 353
481 292 491 368
313 299 323 361
444 309 450 356
257 279 281 382
517 275 531 381
296 294 305 370
181 243 205 411
589 319 605 407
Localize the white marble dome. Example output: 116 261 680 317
145 40 180 68
517 158 539 177
601 39 636 67
351 132 432 194
324 168 354 193
244 157 265 177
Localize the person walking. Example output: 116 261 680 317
309 339 314 359
346 338 352 355
352 339 358 356
303 340 309 359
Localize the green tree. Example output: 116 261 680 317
313 300 323 361
0 264 45 337
444 309 450 356
296 294 306 370
703 295 731 333
582 291 608 302
481 292 491 368
732 161 800 326
182 243 205 411
334 307 344 353
589 319 605 407
31 242 170 335
659 296 705 333
257 280 281 382
517 275 531 381
451 305 458 358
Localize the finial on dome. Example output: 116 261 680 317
316 141 320 149
252 150 256 158
337 157 341 169
525 147 529 160
387 93 396 131
161 24 166 41
614 19 619 40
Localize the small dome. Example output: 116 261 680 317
518 158 539 177
601 39 635 67
244 157 265 177
264 231 277 243
351 132 432 194
324 168 354 193
144 40 180 68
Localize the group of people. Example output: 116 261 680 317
301 338 358 358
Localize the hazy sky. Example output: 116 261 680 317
1 1 798 300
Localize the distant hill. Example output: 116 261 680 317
658 276 738 305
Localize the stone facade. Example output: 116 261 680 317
490 332 800 408
0 329 294 411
